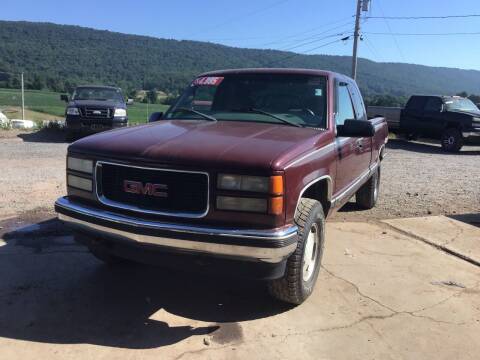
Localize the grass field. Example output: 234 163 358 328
0 88 168 124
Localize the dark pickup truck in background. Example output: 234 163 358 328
55 68 388 304
368 95 480 152
61 85 132 140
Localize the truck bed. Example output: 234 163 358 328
367 106 401 130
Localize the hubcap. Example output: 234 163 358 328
303 223 319 282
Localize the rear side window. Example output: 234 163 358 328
423 97 443 112
348 83 366 120
336 83 355 125
406 96 427 111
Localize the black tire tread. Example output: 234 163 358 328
356 167 380 210
441 128 463 152
268 198 324 305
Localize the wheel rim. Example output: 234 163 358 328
443 136 455 146
303 223 319 282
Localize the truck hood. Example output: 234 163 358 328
447 109 480 117
68 99 126 109
69 120 330 172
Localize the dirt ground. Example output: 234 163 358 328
1 213 479 360
1 129 479 220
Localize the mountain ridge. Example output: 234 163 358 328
1 20 479 99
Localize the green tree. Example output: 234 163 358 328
147 88 158 104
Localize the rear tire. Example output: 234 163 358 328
268 198 325 305
356 167 380 210
441 128 463 152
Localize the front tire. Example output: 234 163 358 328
441 128 463 152
268 198 325 305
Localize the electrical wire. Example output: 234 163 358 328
276 21 355 51
365 14 480 20
363 37 384 62
182 0 291 38
364 31 480 36
257 17 354 47
376 0 406 62
267 37 350 66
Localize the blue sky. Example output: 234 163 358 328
2 0 480 70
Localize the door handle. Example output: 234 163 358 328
355 138 363 149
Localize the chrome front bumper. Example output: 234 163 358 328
55 197 298 263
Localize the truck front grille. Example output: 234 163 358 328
81 107 112 118
95 162 209 217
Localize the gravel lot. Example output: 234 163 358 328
1 129 479 220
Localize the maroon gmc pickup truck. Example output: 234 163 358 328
55 68 388 304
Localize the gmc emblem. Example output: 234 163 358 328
123 180 168 198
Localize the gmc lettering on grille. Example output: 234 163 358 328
123 180 168 197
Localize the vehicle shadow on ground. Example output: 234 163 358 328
17 128 69 143
0 217 292 349
447 213 480 228
387 139 480 155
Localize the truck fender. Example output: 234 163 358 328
294 174 332 218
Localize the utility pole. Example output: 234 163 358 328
351 0 363 80
21 72 25 120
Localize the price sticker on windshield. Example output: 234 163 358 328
192 76 224 86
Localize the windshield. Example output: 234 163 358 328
72 87 124 102
445 98 479 112
165 74 328 128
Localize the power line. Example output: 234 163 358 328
258 17 354 47
267 37 350 66
363 37 384 62
364 31 480 36
279 28 353 52
365 14 480 20
276 21 354 49
182 0 291 38
376 0 406 62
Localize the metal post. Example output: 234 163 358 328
21 72 25 120
351 0 362 80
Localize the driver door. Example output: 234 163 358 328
334 81 372 196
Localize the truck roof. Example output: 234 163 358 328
75 85 121 90
409 94 465 100
199 68 341 78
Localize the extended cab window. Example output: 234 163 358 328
348 84 366 120
423 97 443 112
166 74 328 128
335 83 355 126
406 96 427 111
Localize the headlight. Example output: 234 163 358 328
66 107 80 115
473 117 480 124
216 196 267 213
67 156 93 174
218 174 270 193
114 108 127 117
67 174 92 192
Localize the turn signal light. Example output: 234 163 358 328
270 176 284 195
269 196 284 215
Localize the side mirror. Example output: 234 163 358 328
60 94 69 102
337 119 375 137
148 112 164 123
126 98 134 105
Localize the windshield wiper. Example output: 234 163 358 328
231 108 302 128
173 107 217 122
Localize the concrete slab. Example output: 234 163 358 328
384 215 480 266
0 219 479 359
